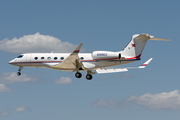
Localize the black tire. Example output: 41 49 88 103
75 72 82 78
17 72 21 76
86 74 92 80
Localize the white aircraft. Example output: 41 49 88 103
9 34 169 80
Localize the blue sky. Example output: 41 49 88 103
0 0 180 120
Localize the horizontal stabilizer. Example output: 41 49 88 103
133 34 170 41
149 38 170 41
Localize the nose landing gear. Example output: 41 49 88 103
17 72 21 76
17 66 23 76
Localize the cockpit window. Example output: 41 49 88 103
17 55 23 58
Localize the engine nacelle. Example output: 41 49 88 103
92 51 121 60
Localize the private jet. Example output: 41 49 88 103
9 34 170 80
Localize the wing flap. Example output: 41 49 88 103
96 68 128 74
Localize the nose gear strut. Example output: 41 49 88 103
17 66 23 76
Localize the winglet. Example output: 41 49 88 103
72 43 83 54
138 58 153 68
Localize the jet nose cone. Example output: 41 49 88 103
9 59 15 65
9 60 13 64
9 59 19 66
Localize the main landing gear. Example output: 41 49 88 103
75 72 82 78
75 72 93 80
17 66 23 76
86 74 93 80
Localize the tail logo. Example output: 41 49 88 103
132 44 136 47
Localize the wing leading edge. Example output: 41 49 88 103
96 58 153 74
52 43 85 70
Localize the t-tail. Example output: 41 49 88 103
120 34 170 60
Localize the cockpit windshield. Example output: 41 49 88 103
17 55 24 58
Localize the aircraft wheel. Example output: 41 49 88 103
86 74 92 80
17 72 21 76
75 72 82 78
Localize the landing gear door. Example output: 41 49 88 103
26 54 32 66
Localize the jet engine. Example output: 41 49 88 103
92 51 121 60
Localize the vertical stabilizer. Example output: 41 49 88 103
121 34 157 59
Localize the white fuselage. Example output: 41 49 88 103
9 53 139 71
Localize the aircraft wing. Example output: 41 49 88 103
52 43 85 70
96 58 153 74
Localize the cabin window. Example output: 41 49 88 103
54 57 57 60
34 57 38 60
47 57 51 60
17 55 23 58
80 57 84 60
60 57 64 60
41 57 45 60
